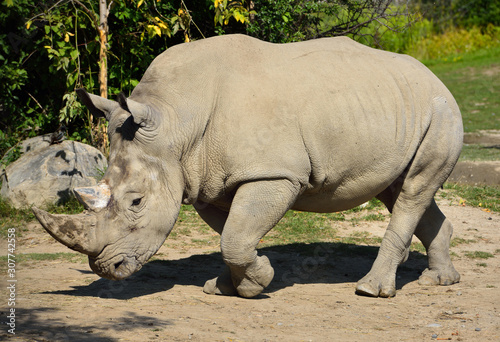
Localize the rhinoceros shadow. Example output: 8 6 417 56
10 306 173 342
47 242 427 300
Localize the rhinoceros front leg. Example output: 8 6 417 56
203 179 300 298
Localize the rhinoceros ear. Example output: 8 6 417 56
76 88 117 121
117 92 155 128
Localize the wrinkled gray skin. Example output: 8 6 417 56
33 34 463 298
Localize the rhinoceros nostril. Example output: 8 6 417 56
114 259 124 271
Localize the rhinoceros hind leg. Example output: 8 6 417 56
356 102 461 297
415 200 460 286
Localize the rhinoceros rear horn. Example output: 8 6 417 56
76 88 117 121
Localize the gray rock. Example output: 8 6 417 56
1 139 107 209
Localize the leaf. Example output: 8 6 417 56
156 19 168 30
152 25 161 37
137 0 144 8
234 10 246 24
26 21 32 30
172 22 179 35
64 33 70 42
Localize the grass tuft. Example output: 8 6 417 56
464 251 495 259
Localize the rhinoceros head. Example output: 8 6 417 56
33 89 185 280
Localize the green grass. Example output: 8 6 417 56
450 237 476 247
0 252 86 264
45 198 85 215
426 46 500 133
0 197 34 237
339 231 383 246
443 183 500 212
464 251 495 259
459 144 500 162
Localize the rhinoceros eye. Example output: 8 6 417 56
131 197 142 206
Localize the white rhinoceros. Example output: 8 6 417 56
33 34 463 298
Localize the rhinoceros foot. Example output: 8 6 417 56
418 267 460 286
203 267 238 296
232 255 274 298
204 255 274 298
355 274 396 298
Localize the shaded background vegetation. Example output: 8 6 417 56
1 0 499 158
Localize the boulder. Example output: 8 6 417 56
0 137 107 209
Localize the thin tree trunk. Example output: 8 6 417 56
97 0 109 155
99 0 108 99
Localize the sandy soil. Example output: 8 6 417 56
1 194 499 342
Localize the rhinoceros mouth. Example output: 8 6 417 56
89 254 142 281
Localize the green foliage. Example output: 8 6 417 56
0 0 55 155
0 135 22 170
246 0 334 42
360 10 432 53
246 0 418 46
214 0 255 28
409 25 500 60
0 0 215 155
453 0 500 28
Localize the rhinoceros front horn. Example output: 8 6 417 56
32 207 102 257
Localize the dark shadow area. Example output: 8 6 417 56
56 189 73 205
45 242 428 300
484 144 500 150
0 307 173 342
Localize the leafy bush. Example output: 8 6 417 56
454 0 500 28
0 0 215 156
408 24 500 60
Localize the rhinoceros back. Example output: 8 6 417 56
133 35 461 211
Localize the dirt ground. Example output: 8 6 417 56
1 192 499 342
449 130 500 186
